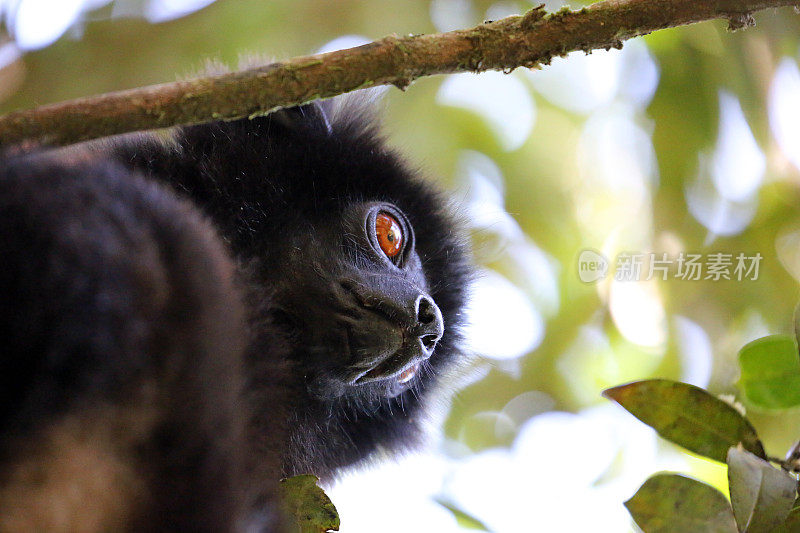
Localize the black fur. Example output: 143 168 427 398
0 150 250 530
0 95 472 530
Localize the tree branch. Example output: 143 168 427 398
0 0 797 146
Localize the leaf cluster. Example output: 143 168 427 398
604 321 800 532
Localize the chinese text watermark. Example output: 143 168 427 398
577 250 762 283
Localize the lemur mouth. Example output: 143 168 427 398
354 358 420 385
398 364 418 384
345 321 430 386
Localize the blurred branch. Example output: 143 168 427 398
0 0 797 146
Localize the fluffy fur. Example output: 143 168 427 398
0 95 472 530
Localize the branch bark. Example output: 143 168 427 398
0 0 797 146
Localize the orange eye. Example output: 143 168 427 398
375 212 403 259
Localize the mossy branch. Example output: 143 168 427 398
0 0 797 146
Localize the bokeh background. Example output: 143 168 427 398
3 0 800 530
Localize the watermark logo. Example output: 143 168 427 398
577 250 762 283
578 249 609 283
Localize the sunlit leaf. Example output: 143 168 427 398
603 379 765 462
625 473 737 533
738 335 800 409
279 474 340 533
727 447 796 533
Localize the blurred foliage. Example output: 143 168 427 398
5 0 800 530
738 334 800 409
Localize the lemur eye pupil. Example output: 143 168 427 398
376 212 403 259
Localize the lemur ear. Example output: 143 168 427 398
269 88 388 139
270 102 333 135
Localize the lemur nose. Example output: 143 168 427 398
416 294 437 324
414 294 444 356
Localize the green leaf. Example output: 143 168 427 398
772 499 800 533
603 379 765 463
738 335 800 410
279 474 340 533
625 473 738 533
726 447 797 533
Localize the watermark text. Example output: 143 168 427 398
577 250 762 283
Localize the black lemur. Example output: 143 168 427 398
0 94 472 530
